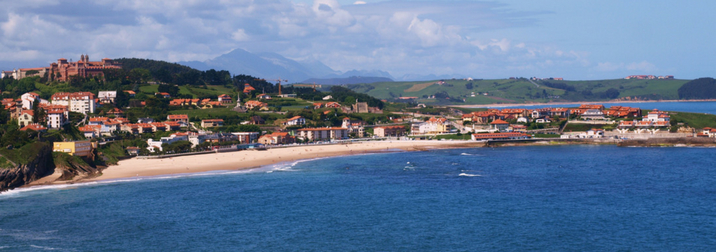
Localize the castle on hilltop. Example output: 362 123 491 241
1 55 121 81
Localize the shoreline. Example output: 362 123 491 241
450 99 716 108
26 140 485 188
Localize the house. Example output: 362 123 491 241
256 93 271 100
535 117 552 123
187 132 237 147
581 109 606 120
243 83 256 94
79 125 101 138
297 127 349 141
325 102 341 108
53 141 94 157
137 117 155 123
123 90 136 97
18 110 33 127
107 108 124 117
373 125 406 137
20 123 47 132
155 92 171 98
471 132 531 141
167 114 189 126
509 124 527 133
218 94 232 104
618 121 635 129
284 116 305 126
201 119 224 128
490 119 510 131
644 109 670 122
549 108 570 118
258 132 295 145
322 95 333 100
126 147 141 156
98 91 117 103
245 100 267 110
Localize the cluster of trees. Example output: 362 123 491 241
678 78 716 99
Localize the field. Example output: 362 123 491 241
347 78 689 105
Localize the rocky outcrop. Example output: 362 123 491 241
0 143 55 192
55 156 100 181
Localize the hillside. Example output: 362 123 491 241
347 78 690 105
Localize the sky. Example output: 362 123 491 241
1 0 714 80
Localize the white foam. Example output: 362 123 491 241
458 173 482 177
460 153 473 156
29 245 63 251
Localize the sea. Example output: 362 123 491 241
2 145 716 251
2 101 716 251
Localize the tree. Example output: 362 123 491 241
604 88 620 99
466 82 474 89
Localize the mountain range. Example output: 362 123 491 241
179 48 464 84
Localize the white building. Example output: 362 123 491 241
147 133 189 152
98 91 117 104
47 109 69 129
20 92 41 110
297 127 349 141
51 92 96 114
284 116 306 126
644 109 670 122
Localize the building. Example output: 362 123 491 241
98 91 117 104
256 93 271 100
201 119 224 128
373 125 406 137
284 116 305 126
46 55 121 81
490 119 510 131
53 141 94 157
20 92 41 110
51 92 96 114
352 102 369 113
232 132 260 143
471 132 531 141
258 132 295 145
245 100 267 110
250 116 265 125
297 127 349 141
147 133 190 152
18 110 33 127
218 94 232 104
581 109 606 120
342 117 365 137
644 109 670 122
47 108 69 129
20 123 47 132
79 125 101 138
167 114 189 126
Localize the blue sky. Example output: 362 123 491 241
0 0 713 80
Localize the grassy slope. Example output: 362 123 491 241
348 78 689 105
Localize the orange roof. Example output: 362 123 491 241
168 114 188 120
287 116 303 121
490 119 509 125
202 119 224 122
297 127 347 131
20 123 47 131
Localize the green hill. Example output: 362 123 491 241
345 78 690 105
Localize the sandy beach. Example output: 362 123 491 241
29 140 483 187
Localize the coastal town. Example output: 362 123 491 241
0 56 714 191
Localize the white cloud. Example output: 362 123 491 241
0 0 594 78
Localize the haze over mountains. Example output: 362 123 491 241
179 49 462 84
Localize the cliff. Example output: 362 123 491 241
0 143 103 192
0 143 55 192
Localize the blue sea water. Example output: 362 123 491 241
2 145 716 251
485 101 716 115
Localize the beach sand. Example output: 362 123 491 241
27 140 483 187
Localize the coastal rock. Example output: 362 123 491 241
0 143 54 192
